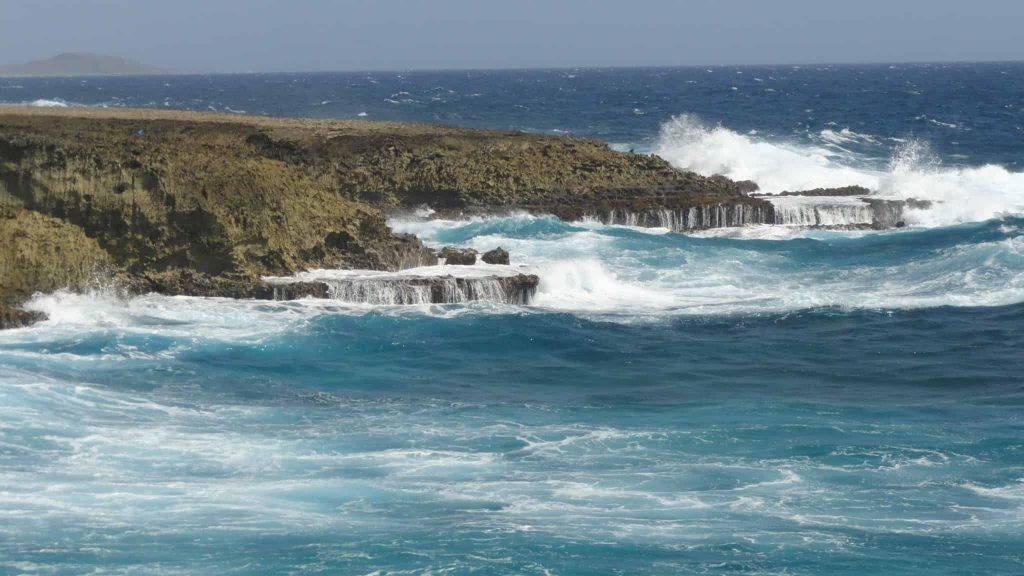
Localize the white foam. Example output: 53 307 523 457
390 213 1024 318
655 114 877 194
654 114 1024 227
531 259 674 312
27 98 70 108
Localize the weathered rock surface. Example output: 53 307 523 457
481 247 510 265
863 198 932 229
0 207 111 325
0 305 46 329
439 247 478 265
772 186 873 197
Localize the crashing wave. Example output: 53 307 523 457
654 114 1024 227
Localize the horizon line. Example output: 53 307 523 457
3 56 1024 79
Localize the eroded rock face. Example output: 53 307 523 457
0 305 46 329
773 186 872 197
481 247 510 265
0 208 109 303
440 247 478 265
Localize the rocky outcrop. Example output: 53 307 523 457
439 247 478 265
0 109 467 317
0 208 111 326
0 107 767 321
772 186 872 197
863 198 932 229
761 190 932 229
0 306 46 329
481 247 510 265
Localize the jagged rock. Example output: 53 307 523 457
732 180 760 194
130 269 272 299
265 281 330 300
773 186 873 197
440 247 478 265
0 305 46 329
379 233 439 270
863 198 932 229
533 182 774 230
481 247 510 265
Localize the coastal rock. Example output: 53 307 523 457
440 247 478 265
265 281 330 300
0 107 770 316
772 186 873 197
384 233 439 269
264 274 539 305
0 305 46 329
863 198 932 229
582 201 775 231
532 181 774 231
729 178 761 193
481 247 510 265
0 208 109 304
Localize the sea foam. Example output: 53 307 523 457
654 114 1024 227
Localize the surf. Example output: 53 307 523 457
654 113 1024 227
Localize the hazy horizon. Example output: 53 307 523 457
7 52 1024 77
3 0 1024 73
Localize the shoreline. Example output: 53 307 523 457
0 106 762 326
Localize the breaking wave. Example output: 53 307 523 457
654 114 1024 226
389 213 1024 318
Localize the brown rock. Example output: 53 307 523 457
481 247 510 265
439 247 478 265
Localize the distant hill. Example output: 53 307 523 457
0 53 169 77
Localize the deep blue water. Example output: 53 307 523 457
2 65 1024 574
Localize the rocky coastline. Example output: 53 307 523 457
0 107 765 325
0 107 920 327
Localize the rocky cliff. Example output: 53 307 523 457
0 107 764 323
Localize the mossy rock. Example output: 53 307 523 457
0 208 108 303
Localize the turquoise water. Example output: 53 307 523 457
2 65 1024 574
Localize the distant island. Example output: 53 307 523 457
0 53 169 77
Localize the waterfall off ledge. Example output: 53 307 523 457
263 268 539 305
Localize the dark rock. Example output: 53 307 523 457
133 269 275 299
732 180 760 194
264 281 330 300
383 233 439 270
440 246 478 265
0 305 46 329
481 247 510 265
772 186 872 197
862 198 932 230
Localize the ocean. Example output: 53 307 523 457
2 64 1023 575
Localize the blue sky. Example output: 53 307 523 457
3 0 1023 71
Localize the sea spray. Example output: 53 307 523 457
654 114 1024 227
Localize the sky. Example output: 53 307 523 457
3 0 1024 72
